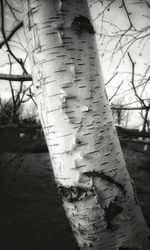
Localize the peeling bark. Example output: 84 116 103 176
84 171 126 195
104 197 123 229
22 0 150 249
57 185 95 202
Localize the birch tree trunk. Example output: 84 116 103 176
22 0 150 249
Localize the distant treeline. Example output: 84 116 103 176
0 124 150 153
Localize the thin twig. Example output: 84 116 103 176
0 22 23 49
105 71 118 86
109 80 124 102
0 0 28 74
127 52 146 108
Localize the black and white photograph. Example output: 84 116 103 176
0 0 150 249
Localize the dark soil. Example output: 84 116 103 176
0 153 79 250
0 129 150 250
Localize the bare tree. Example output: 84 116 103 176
97 0 150 125
0 0 34 119
111 100 130 127
128 52 150 133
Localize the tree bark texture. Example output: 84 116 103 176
22 0 150 249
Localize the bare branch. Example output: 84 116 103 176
127 52 147 108
0 73 32 81
105 71 118 86
93 0 116 22
5 0 21 21
122 0 136 30
143 0 150 8
109 80 124 102
0 0 28 74
0 21 23 49
112 106 147 110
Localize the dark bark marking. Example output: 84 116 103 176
104 153 110 156
118 247 139 250
130 179 140 205
65 95 77 100
101 161 109 165
83 132 91 136
55 69 67 73
57 185 95 202
79 85 86 88
76 139 82 145
75 79 82 82
27 7 37 30
65 62 74 65
84 171 126 194
68 48 76 51
71 15 95 34
104 198 123 229
65 110 74 114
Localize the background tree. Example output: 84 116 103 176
111 99 130 127
127 52 150 133
0 98 21 124
0 0 34 124
97 0 150 129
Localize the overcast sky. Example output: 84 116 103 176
0 0 150 128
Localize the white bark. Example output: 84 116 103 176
22 0 150 249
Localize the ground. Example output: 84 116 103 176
0 129 150 250
0 153 79 250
